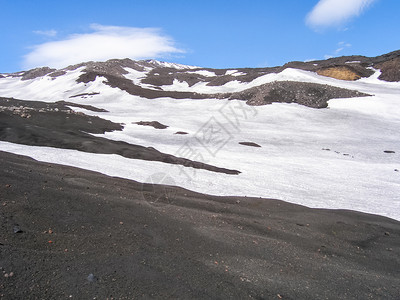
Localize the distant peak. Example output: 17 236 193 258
140 59 199 70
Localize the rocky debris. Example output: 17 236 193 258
87 273 97 282
0 97 108 115
239 142 261 147
175 131 188 135
228 81 369 108
20 67 56 81
75 58 161 81
376 58 400 82
69 92 100 98
134 121 169 129
48 70 67 78
0 105 33 118
13 224 23 234
3 272 14 278
83 59 143 77
321 148 355 158
6 66 68 80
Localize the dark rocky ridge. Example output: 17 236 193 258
230 81 369 108
1 151 399 299
77 72 370 109
72 51 400 108
78 72 215 100
375 57 400 82
282 50 400 82
0 97 240 175
20 67 57 81
138 50 400 87
7 50 400 84
57 100 108 112
5 50 399 109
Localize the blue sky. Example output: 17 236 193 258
0 0 399 72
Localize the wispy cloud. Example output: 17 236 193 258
324 41 352 59
306 0 377 29
335 41 352 54
23 24 184 69
33 30 58 37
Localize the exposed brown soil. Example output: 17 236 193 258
316 66 361 81
1 151 399 299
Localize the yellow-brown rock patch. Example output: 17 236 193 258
316 66 361 81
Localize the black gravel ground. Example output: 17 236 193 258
1 151 399 299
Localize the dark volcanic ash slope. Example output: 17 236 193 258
0 97 240 175
1 151 399 299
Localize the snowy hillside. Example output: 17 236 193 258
1 52 399 220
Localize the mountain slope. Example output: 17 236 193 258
1 150 399 299
0 51 399 221
1 51 400 299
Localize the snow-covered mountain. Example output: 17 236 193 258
1 51 399 220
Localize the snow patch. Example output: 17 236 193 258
187 70 217 77
225 70 247 76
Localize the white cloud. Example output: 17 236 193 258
23 24 184 69
335 47 344 54
324 41 352 59
33 30 58 37
306 0 377 28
